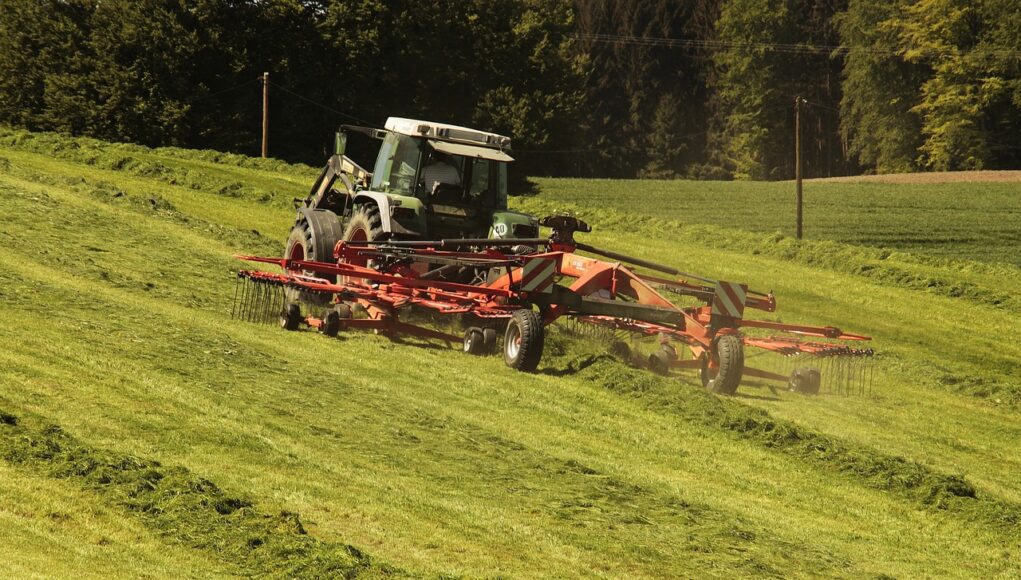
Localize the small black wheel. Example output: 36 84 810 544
482 328 498 352
464 327 486 355
279 303 302 331
700 334 745 395
648 350 671 375
334 303 353 319
503 310 544 372
790 367 821 394
320 310 341 337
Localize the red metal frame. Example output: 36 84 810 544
237 237 872 385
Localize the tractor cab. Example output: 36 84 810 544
288 117 538 275
367 118 518 238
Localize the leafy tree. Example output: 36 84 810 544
0 1 93 131
711 0 850 179
837 0 927 173
574 0 719 178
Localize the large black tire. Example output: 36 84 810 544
283 209 344 306
339 206 387 279
503 309 545 372
284 209 345 266
343 206 385 247
700 334 745 395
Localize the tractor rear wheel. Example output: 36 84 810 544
700 334 744 395
342 206 385 262
503 309 544 372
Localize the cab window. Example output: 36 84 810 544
466 159 509 208
370 133 423 195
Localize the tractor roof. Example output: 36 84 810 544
385 117 512 151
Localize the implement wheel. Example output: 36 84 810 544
320 310 341 337
790 367 821 395
648 351 670 375
279 303 302 331
700 334 744 395
464 327 486 355
503 310 544 372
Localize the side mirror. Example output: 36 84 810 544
334 131 347 156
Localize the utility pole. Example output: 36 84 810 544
794 96 804 239
261 72 269 158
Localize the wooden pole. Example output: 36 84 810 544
795 96 803 240
261 72 269 158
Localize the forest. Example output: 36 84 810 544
1 0 1019 179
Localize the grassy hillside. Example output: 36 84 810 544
532 177 1021 266
1 128 1019 577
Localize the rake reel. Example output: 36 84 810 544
232 216 875 395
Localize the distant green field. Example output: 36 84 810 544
1 128 1020 577
532 177 1021 266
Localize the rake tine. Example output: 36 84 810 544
257 281 265 324
258 281 269 323
243 279 253 322
231 274 240 318
257 283 269 324
272 284 283 323
249 279 262 323
239 276 251 321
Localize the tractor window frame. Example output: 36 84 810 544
370 133 423 194
466 158 508 209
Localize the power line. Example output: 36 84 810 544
191 76 262 103
266 80 378 127
572 32 1021 60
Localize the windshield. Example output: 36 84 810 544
466 158 508 208
371 133 423 195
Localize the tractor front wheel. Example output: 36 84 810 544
503 310 544 372
700 334 745 395
284 210 343 306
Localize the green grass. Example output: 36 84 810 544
532 177 1021 266
1 129 1020 577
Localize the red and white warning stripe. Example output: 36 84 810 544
711 281 747 318
519 257 557 293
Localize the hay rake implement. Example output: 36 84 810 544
233 216 874 395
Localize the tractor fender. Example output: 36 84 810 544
352 192 424 236
294 207 344 261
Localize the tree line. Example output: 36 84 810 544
1 0 1018 180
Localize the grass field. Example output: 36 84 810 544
532 177 1021 266
1 128 1020 577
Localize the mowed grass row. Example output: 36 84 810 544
514 197 1021 503
0 462 230 579
0 136 1018 576
533 177 1021 266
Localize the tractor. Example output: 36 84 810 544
233 117 873 390
284 117 539 281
